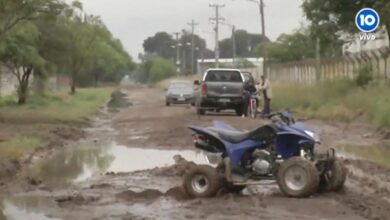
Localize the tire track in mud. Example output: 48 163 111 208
111 87 390 220
333 159 390 220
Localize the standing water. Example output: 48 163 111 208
26 141 210 187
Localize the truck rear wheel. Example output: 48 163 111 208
183 165 222 198
277 157 319 198
235 106 243 116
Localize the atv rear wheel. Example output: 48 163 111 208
318 159 347 192
277 157 319 198
183 165 222 198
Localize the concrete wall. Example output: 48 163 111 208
0 65 19 97
269 48 390 84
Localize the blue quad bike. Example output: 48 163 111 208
183 111 347 198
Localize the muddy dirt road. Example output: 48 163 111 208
1 86 390 220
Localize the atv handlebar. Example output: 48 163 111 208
265 111 295 125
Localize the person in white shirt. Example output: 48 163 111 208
256 74 272 115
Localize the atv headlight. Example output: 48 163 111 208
304 130 320 143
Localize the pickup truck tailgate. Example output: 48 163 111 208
205 82 243 97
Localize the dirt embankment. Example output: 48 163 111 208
0 89 128 186
0 124 85 182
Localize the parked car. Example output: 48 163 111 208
194 68 245 115
165 81 195 106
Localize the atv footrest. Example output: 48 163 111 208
232 180 276 186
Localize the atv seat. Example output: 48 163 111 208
217 130 252 143
210 124 278 144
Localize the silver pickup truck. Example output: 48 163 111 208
194 68 245 116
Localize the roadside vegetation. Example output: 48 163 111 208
0 87 113 165
0 136 41 161
0 87 114 123
134 58 177 84
0 0 134 104
273 78 390 128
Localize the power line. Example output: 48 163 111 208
187 19 198 74
209 4 225 68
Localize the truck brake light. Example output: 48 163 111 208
201 83 208 96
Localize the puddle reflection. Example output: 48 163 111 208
26 140 211 187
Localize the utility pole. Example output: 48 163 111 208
259 0 265 37
172 32 181 74
232 25 236 66
259 0 267 77
209 4 225 68
187 19 198 74
247 0 267 76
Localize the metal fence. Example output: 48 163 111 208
268 47 390 84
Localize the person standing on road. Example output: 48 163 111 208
257 74 272 116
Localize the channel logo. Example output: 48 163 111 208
355 8 380 40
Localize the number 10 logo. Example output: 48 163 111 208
355 8 380 33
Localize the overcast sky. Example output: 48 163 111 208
80 0 305 61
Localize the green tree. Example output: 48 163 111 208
134 61 153 84
41 1 135 91
0 0 63 39
81 37 134 87
302 0 390 53
143 32 175 59
254 28 316 62
0 0 134 103
148 58 176 83
0 22 46 104
219 30 269 58
62 6 100 93
179 31 207 74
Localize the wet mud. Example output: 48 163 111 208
1 87 390 220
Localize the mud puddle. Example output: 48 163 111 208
2 195 60 220
25 140 211 187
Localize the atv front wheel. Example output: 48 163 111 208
277 157 319 198
183 165 222 198
318 159 347 192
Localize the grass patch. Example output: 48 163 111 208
0 136 41 160
273 79 390 128
339 144 390 167
0 87 114 123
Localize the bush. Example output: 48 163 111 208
355 64 374 88
148 58 177 83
